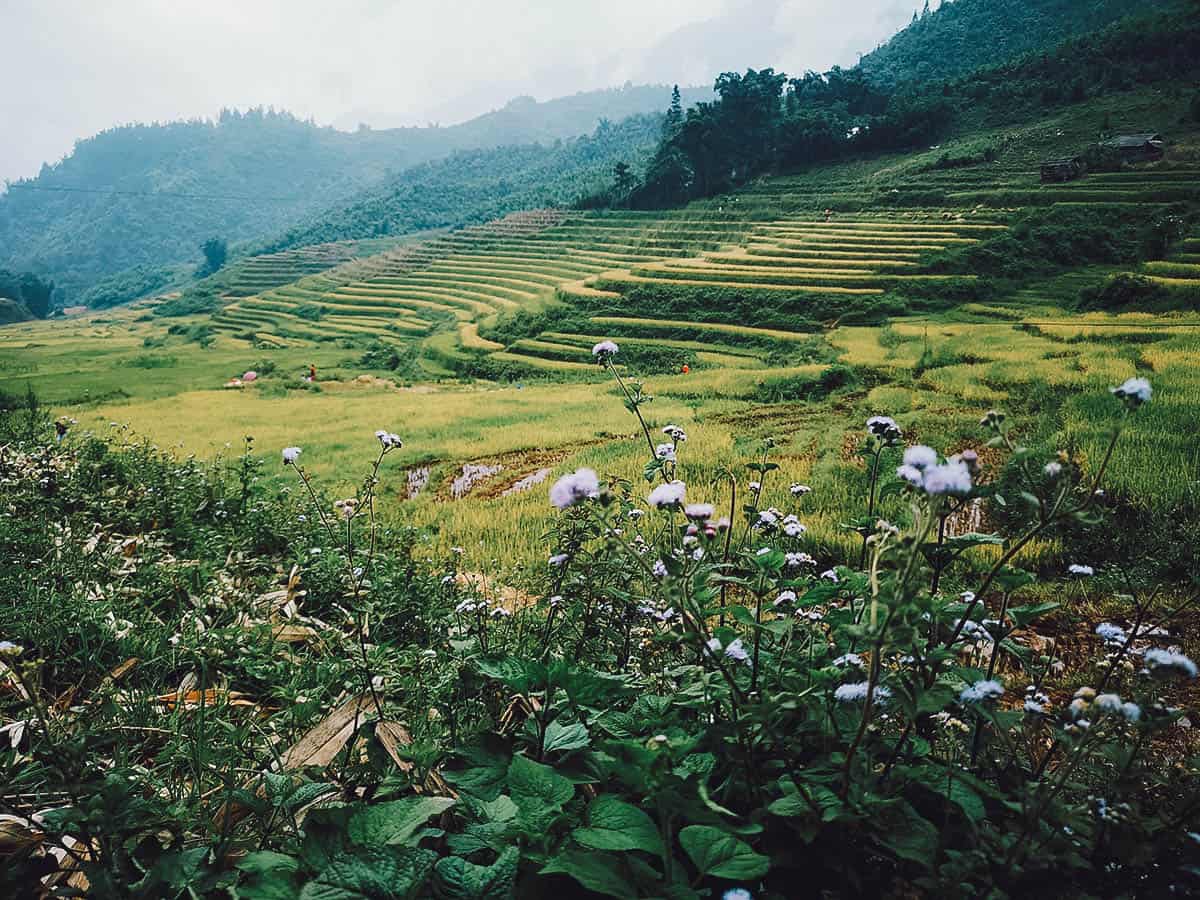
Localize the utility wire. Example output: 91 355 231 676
4 184 296 202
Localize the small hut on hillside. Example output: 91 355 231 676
1040 156 1085 182
1100 133 1166 162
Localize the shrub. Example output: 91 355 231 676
0 362 1195 898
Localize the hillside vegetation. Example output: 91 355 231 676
3 2 1200 896
858 0 1182 85
622 2 1199 208
0 86 708 302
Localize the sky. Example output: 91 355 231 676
0 0 919 185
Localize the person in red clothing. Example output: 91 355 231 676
308 363 317 382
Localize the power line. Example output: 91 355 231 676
4 184 296 202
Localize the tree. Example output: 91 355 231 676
200 238 227 276
0 269 54 319
663 85 684 139
612 161 637 202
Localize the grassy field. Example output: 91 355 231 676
5 86 1199 572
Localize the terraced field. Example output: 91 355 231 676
209 154 1200 380
207 237 404 302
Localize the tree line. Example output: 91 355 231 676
592 0 1196 210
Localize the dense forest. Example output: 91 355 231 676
0 86 709 303
0 269 53 323
619 2 1198 208
856 0 1181 86
256 115 665 253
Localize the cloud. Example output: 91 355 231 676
0 0 915 183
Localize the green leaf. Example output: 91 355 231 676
346 797 456 847
445 741 511 801
543 719 590 754
915 683 958 715
678 825 769 880
237 852 302 900
872 801 939 869
541 849 638 899
993 566 1036 592
942 532 1003 552
507 754 574 815
574 795 664 856
479 794 519 823
433 847 519 900
1007 601 1060 628
299 847 436 900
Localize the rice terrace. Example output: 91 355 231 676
2 1 1200 896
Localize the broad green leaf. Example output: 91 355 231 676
679 825 769 880
872 801 939 869
1007 601 1060 628
346 796 456 847
915 683 959 715
507 754 574 815
543 719 590 754
479 794 519 823
925 773 985 823
237 852 301 900
574 795 664 856
445 742 510 801
541 849 638 899
299 846 435 900
433 847 519 900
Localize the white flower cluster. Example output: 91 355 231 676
835 682 891 704
591 339 619 361
706 637 750 665
786 551 816 569
1110 376 1152 408
774 590 797 608
648 481 686 509
684 503 715 521
1143 648 1198 679
833 653 863 669
755 507 782 530
1024 685 1050 715
896 445 973 496
1068 686 1140 725
789 483 812 497
374 430 403 450
866 415 902 443
1069 563 1094 576
662 424 687 442
960 679 1004 703
1095 622 1126 648
549 468 600 509
781 514 806 537
655 443 676 462
281 446 302 465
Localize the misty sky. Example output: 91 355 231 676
1 0 920 184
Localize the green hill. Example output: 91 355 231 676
858 0 1182 86
0 86 709 301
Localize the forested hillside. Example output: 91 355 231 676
0 85 707 301
858 0 1182 85
623 4 1200 208
257 114 665 253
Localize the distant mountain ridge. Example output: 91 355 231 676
0 85 710 300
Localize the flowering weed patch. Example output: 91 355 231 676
2 343 1198 897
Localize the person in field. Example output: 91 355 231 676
308 363 317 382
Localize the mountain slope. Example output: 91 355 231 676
858 0 1182 86
256 115 665 254
0 85 709 300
